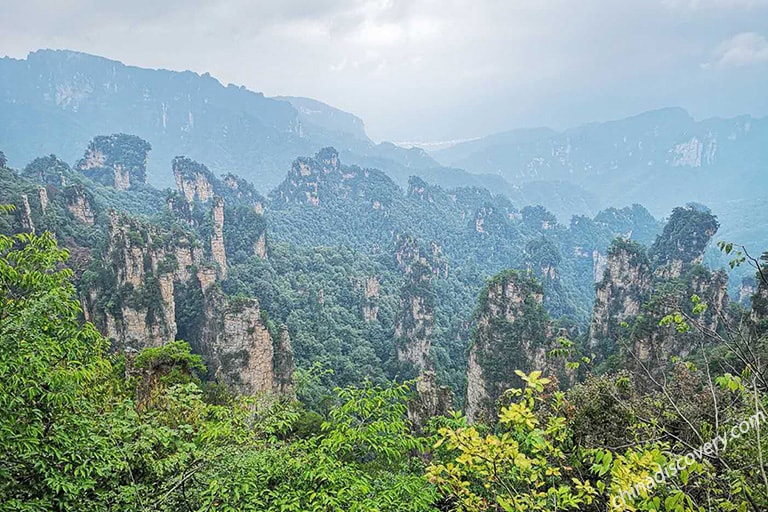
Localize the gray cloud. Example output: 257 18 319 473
703 32 768 68
1 0 767 141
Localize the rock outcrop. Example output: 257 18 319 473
83 212 200 350
254 231 267 260
273 326 295 395
589 238 653 350
394 236 438 373
200 294 275 394
649 204 719 279
210 196 227 279
589 207 732 380
270 147 399 210
82 210 291 395
173 156 215 203
18 194 34 232
37 186 48 213
64 185 95 225
76 134 151 190
362 276 380 322
407 371 453 430
465 270 555 423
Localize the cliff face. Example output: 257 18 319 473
64 185 96 225
362 276 380 322
83 211 201 350
76 134 151 190
273 326 295 395
199 289 275 394
392 235 453 424
588 206 730 379
465 270 553 423
19 194 34 232
210 196 227 278
649 205 719 279
589 239 653 350
173 156 215 203
270 147 400 210
394 235 439 372
82 210 290 395
407 371 453 430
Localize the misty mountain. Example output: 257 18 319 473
433 107 768 218
0 49 489 193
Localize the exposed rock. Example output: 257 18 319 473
76 134 151 190
64 185 95 225
589 239 652 349
254 231 267 260
273 325 295 395
394 235 441 373
222 173 267 212
465 270 555 423
592 250 607 283
37 187 48 213
362 276 379 322
649 204 718 277
173 156 215 203
18 194 34 232
83 211 202 350
739 276 756 307
270 147 398 209
408 371 453 430
203 296 275 394
210 196 227 278
166 192 193 225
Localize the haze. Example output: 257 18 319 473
1 0 767 142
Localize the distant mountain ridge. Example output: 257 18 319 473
0 49 482 193
433 107 768 217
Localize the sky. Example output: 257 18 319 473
1 0 767 142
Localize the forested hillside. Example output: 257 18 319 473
0 110 766 512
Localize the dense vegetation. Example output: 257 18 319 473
2 225 767 511
2 130 768 510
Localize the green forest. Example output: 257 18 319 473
1 135 767 511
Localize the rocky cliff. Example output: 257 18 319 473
174 156 215 203
80 209 290 395
76 134 151 190
210 196 227 278
465 270 555 423
64 185 96 225
82 211 201 350
393 235 440 373
270 147 399 210
589 238 653 351
589 206 730 378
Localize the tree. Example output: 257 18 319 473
0 226 119 509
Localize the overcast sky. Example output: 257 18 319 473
2 0 767 141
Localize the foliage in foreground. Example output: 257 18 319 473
1 228 767 511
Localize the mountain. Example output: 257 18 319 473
274 96 371 142
434 107 768 216
0 49 488 193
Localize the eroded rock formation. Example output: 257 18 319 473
64 185 95 225
76 134 151 190
210 196 227 279
174 156 215 203
465 270 555 423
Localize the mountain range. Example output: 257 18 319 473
1 49 766 254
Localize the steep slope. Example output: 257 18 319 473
0 50 442 192
589 205 731 379
434 108 768 218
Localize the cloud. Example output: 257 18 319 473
703 32 768 68
1 0 767 140
664 0 768 9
